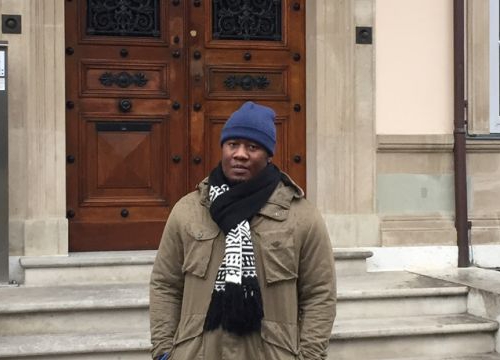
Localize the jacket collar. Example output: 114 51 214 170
197 171 304 217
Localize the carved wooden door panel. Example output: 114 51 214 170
65 0 187 251
187 0 306 191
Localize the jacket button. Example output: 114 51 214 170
272 241 280 247
197 232 203 239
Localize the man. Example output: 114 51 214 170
150 101 336 360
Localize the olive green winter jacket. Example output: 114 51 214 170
150 174 336 360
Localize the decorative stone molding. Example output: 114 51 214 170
377 134 500 153
377 135 454 153
466 139 500 152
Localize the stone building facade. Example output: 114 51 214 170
0 0 499 279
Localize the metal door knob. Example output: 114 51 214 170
193 156 202 164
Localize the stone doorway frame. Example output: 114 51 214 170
6 0 376 256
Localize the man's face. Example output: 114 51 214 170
221 138 270 184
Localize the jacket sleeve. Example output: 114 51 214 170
297 209 336 360
150 206 185 359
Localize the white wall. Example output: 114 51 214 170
376 0 454 134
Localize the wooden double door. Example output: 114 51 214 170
65 0 306 251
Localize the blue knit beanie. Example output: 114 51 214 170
220 101 276 155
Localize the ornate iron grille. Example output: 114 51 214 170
87 0 160 37
212 0 282 41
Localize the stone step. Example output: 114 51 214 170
19 248 372 286
336 271 468 319
20 251 157 286
384 354 500 360
329 314 498 360
0 272 469 336
0 332 150 360
0 314 496 359
0 284 149 336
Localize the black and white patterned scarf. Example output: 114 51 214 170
203 163 282 336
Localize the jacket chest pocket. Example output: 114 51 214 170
257 228 298 284
182 223 220 278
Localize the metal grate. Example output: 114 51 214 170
87 0 160 37
212 0 282 41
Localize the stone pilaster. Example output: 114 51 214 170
306 0 378 247
1 0 67 255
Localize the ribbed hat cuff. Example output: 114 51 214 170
220 126 275 155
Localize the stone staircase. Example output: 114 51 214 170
0 250 498 359
331 270 499 359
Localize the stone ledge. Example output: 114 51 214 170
413 268 500 295
377 134 500 153
377 134 453 153
380 215 456 247
20 251 157 268
333 248 373 260
20 249 365 269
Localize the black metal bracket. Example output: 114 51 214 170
2 15 21 34
356 26 372 45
